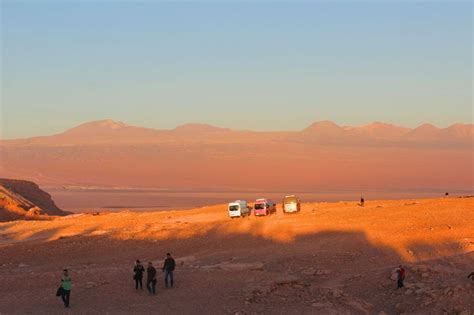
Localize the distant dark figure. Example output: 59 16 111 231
61 269 72 308
133 259 145 290
445 192 449 197
468 272 474 281
360 197 365 207
162 253 176 288
396 265 405 288
146 262 157 294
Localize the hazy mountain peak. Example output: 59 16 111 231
64 119 128 134
443 123 474 138
414 123 438 131
356 122 410 137
303 120 342 131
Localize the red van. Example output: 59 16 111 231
254 199 276 216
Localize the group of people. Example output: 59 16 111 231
55 258 472 308
56 253 176 308
133 253 176 295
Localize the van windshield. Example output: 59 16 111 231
254 203 266 209
229 205 239 211
284 197 297 204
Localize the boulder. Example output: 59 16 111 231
217 262 264 272
301 268 316 276
395 303 406 313
86 281 96 289
415 288 427 295
274 274 299 285
405 283 415 289
316 269 331 275
176 255 197 265
331 288 343 298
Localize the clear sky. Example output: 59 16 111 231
1 1 472 139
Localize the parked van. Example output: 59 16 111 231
228 200 251 218
254 199 276 216
282 195 301 214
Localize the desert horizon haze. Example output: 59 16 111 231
0 119 472 210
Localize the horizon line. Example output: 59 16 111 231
2 118 473 141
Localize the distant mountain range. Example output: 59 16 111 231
0 120 472 193
1 119 472 146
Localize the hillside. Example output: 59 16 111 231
0 197 472 314
0 178 68 221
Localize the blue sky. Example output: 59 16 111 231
1 1 472 138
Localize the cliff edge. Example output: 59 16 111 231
0 178 69 221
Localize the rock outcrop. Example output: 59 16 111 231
0 178 68 221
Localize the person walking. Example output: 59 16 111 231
360 197 365 207
396 265 405 288
162 253 176 288
133 259 145 290
60 269 72 308
146 262 157 295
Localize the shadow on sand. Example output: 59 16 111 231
0 217 472 314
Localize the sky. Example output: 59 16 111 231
1 1 472 139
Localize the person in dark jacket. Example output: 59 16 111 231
146 262 157 294
396 265 405 288
162 253 176 288
133 259 145 290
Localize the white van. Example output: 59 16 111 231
228 200 251 218
282 195 301 214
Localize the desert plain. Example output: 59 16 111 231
0 197 473 314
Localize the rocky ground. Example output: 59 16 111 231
0 197 472 314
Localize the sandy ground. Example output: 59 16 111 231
0 197 473 314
